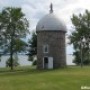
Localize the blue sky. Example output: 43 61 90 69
0 0 90 54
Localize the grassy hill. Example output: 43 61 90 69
0 66 90 90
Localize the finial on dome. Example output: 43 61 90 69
50 3 53 13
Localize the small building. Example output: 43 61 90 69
36 4 67 69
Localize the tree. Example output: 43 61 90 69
5 39 27 67
28 31 37 63
0 7 29 70
13 38 27 53
6 54 19 67
69 10 90 65
0 13 5 46
0 13 7 61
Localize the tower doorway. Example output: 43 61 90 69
43 57 53 69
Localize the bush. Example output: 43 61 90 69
6 57 19 67
32 60 37 65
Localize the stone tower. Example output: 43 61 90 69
36 4 67 69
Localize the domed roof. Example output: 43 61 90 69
36 4 66 32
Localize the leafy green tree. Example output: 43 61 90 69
13 38 27 53
28 31 37 62
0 7 29 70
69 10 90 65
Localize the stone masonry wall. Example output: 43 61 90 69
37 31 66 69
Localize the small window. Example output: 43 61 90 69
43 45 49 53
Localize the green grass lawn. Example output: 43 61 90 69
0 66 90 90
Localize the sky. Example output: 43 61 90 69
0 0 90 54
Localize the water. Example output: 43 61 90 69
0 55 32 68
0 54 75 68
66 54 75 65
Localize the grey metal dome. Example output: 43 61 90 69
36 13 66 31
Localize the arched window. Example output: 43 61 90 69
43 45 49 53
